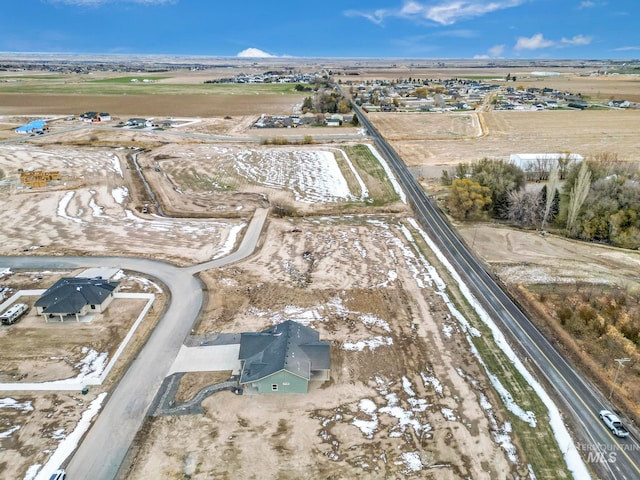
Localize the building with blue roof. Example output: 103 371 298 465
15 119 47 134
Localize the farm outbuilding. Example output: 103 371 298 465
15 120 46 134
34 277 120 322
238 320 330 395
509 153 583 180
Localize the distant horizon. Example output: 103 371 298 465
1 51 637 63
3 1 639 60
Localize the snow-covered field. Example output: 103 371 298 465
0 144 245 263
168 145 373 203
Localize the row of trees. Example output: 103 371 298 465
442 156 640 249
302 89 351 114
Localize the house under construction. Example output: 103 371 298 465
20 170 61 188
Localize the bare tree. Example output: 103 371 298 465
507 190 543 228
567 162 592 231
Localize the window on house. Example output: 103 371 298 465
90 305 96 310
271 384 278 391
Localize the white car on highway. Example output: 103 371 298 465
599 410 630 438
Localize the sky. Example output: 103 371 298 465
1 0 638 59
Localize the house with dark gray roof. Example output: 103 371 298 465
34 277 120 322
238 320 330 394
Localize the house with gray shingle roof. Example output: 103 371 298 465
34 277 120 322
238 320 330 394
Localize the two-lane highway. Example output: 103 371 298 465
354 105 640 480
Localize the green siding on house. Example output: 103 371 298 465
252 370 308 394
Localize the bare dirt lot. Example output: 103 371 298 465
125 218 526 479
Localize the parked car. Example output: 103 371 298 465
49 469 66 480
599 410 630 438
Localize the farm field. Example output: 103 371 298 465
368 109 640 178
0 92 304 117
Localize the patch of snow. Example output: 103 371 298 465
479 393 519 463
33 392 107 480
360 314 391 332
88 198 105 217
24 464 41 480
75 347 108 382
441 407 457 421
363 144 407 203
353 399 379 438
359 398 377 415
0 398 34 411
212 223 245 260
420 371 443 397
402 376 416 396
109 153 123 177
442 323 454 339
0 425 20 438
111 186 128 204
57 191 83 224
0 267 13 279
343 336 393 351
402 451 423 472
336 148 369 200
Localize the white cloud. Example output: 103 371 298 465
613 46 640 51
237 48 274 58
514 33 555 50
425 0 525 25
488 44 505 56
578 1 595 8
513 33 592 51
346 8 390 25
475 44 504 59
561 34 592 46
347 0 526 26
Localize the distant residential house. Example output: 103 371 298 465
238 320 330 394
127 118 152 128
80 112 99 123
608 100 630 108
34 277 120 322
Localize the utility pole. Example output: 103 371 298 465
609 357 631 400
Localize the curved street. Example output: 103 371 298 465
0 208 268 480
